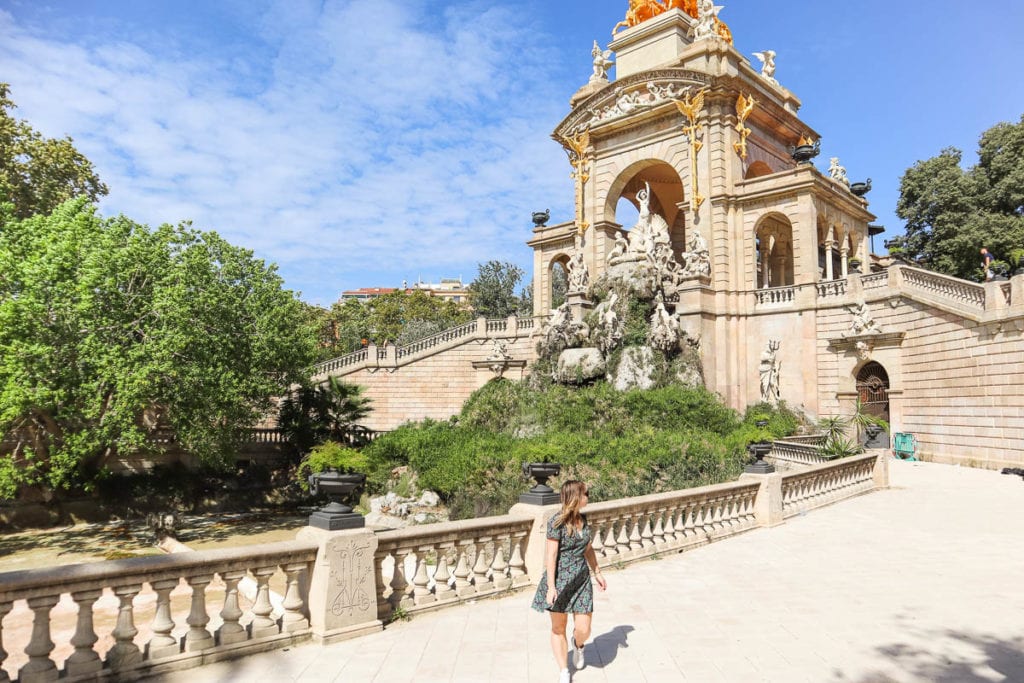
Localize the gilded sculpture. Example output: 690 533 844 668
733 92 756 160
673 87 707 213
559 129 592 235
612 0 732 44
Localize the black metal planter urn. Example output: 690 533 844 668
308 469 367 530
789 139 821 165
520 462 562 505
850 178 872 197
744 420 775 474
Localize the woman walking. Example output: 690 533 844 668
531 480 608 683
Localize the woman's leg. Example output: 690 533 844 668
548 612 569 669
572 612 592 649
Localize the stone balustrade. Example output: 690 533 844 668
769 439 827 467
780 452 880 518
860 272 888 290
0 540 318 682
815 279 847 298
312 348 368 376
583 481 761 567
899 266 986 310
754 285 796 306
372 515 533 621
0 454 888 681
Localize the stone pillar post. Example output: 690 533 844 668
824 240 835 280
507 503 560 585
507 314 519 336
365 342 378 368
840 245 849 278
984 281 1008 312
739 472 784 528
476 316 487 335
296 527 383 645
383 342 396 365
869 449 890 488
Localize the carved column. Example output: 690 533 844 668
147 579 180 659
217 571 248 646
66 589 103 677
19 595 59 683
184 574 215 651
107 584 143 672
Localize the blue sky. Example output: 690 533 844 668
2 1 1023 306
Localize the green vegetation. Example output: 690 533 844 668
309 289 473 361
362 380 801 519
277 377 372 458
0 84 108 219
296 441 369 491
468 260 530 318
889 114 1024 281
0 199 315 499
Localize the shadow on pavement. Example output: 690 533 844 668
589 624 634 668
835 629 1024 682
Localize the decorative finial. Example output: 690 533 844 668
590 40 615 83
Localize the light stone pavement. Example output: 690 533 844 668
148 460 1024 683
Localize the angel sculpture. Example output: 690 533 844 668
752 50 778 85
691 0 721 41
829 157 850 187
590 41 615 83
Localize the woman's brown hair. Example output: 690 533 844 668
554 480 587 536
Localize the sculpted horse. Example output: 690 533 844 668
612 0 667 34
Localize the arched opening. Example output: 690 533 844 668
745 161 773 179
549 256 569 311
856 361 891 447
754 214 794 288
605 160 686 258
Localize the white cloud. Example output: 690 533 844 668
0 2 573 304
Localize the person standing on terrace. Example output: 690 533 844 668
531 480 608 683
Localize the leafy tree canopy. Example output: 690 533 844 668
309 289 473 360
889 114 1024 279
468 260 526 318
0 83 108 219
0 199 316 497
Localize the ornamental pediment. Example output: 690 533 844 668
554 68 714 139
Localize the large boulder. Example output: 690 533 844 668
555 348 606 384
610 346 659 391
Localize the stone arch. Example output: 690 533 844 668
754 212 794 288
547 253 570 311
603 159 686 258
745 160 773 179
855 360 891 445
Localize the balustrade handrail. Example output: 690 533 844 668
0 540 319 602
584 479 760 517
780 452 877 485
861 272 888 289
375 514 534 550
898 265 985 308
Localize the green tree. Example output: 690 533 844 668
889 115 1024 280
0 199 316 497
0 84 109 219
468 260 525 318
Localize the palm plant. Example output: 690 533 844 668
278 377 372 458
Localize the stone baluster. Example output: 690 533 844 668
602 523 618 558
184 574 215 651
640 515 655 549
389 550 413 609
491 539 511 590
471 541 493 592
250 566 280 638
652 509 666 548
509 535 529 586
662 505 678 547
19 594 60 683
217 570 248 646
147 579 180 659
0 600 12 683
280 563 310 633
434 546 455 600
615 517 632 556
107 584 143 671
412 549 436 605
65 589 102 677
453 544 474 597
374 552 392 620
712 497 726 532
590 521 605 557
628 514 644 551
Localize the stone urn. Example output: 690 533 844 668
532 209 550 228
308 469 367 530
789 139 820 165
850 178 872 197
520 462 562 505
863 424 889 449
744 419 775 474
848 258 863 274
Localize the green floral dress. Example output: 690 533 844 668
531 514 594 614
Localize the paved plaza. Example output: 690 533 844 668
148 460 1024 682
